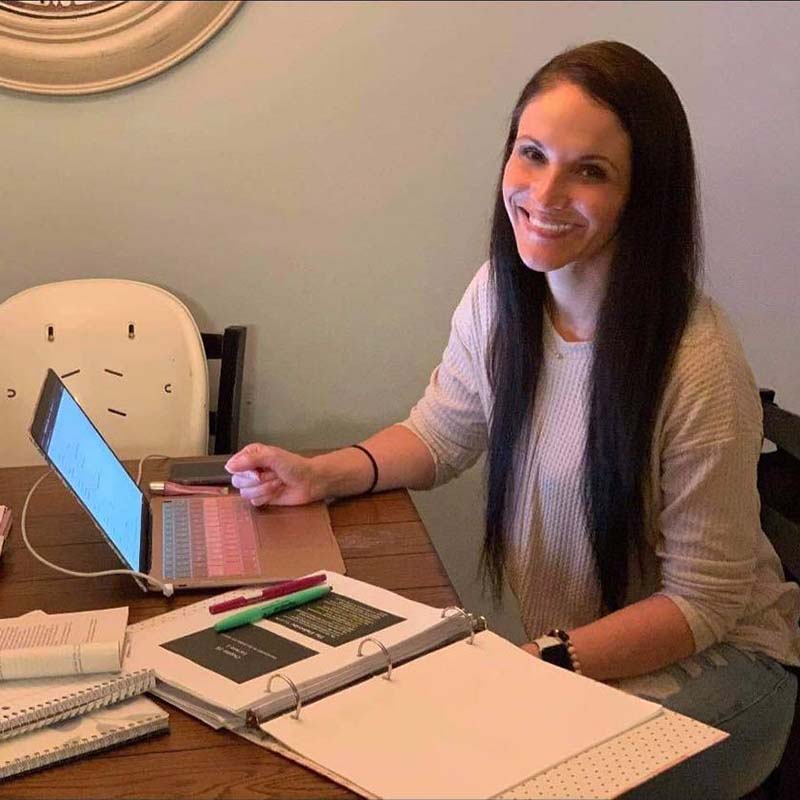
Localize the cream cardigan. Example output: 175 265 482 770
402 262 800 666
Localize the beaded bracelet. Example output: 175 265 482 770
548 628 583 675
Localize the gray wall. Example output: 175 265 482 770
2 1 798 641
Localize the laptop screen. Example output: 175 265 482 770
30 370 146 571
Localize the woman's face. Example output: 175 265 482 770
502 82 631 274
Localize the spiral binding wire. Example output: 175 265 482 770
0 668 155 740
0 710 167 779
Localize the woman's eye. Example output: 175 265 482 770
579 164 607 180
519 145 545 163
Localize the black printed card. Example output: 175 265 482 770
270 592 405 647
161 626 318 684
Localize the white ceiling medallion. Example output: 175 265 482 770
0 0 243 95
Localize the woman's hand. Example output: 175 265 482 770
521 643 541 658
226 426 435 508
225 443 323 507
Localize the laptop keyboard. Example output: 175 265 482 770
162 497 261 579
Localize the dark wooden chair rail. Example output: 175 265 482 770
752 388 800 800
201 325 247 455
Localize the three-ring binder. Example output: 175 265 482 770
442 606 488 644
266 674 302 720
244 605 488 729
357 637 393 680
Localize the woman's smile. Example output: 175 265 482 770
515 206 582 240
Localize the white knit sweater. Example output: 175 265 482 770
402 262 800 666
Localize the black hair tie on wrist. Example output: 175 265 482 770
351 444 379 494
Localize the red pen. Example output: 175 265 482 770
208 573 328 614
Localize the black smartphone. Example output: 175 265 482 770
168 458 233 486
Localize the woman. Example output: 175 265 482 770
227 41 799 798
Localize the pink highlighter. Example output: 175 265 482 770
148 481 229 497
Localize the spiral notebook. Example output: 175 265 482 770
0 666 155 741
0 695 168 780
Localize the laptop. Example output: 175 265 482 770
29 369 345 590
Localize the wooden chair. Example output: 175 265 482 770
202 325 247 454
750 388 800 800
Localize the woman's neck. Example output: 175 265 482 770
545 257 611 342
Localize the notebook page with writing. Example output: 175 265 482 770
261 631 663 800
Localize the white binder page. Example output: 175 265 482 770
263 631 663 800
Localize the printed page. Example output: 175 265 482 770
0 607 128 680
125 572 461 716
262 631 664 800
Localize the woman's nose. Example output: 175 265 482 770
534 168 568 210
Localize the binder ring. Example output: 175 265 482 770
357 637 393 680
267 673 302 720
442 606 481 644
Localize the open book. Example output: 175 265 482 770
122 573 716 799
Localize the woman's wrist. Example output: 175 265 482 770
306 455 331 500
309 447 375 500
521 642 542 658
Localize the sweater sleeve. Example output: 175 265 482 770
399 264 491 486
654 302 764 652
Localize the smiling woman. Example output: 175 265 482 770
0 0 242 95
220 40 799 798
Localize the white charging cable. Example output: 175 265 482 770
20 454 175 597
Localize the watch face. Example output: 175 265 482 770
541 643 574 671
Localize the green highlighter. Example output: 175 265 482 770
214 585 331 632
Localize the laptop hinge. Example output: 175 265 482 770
139 500 152 575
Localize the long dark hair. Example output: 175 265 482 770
482 41 701 612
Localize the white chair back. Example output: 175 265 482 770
0 279 209 467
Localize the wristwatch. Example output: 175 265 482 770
533 629 577 672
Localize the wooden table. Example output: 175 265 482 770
0 462 459 798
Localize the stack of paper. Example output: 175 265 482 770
0 606 168 780
0 607 128 680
